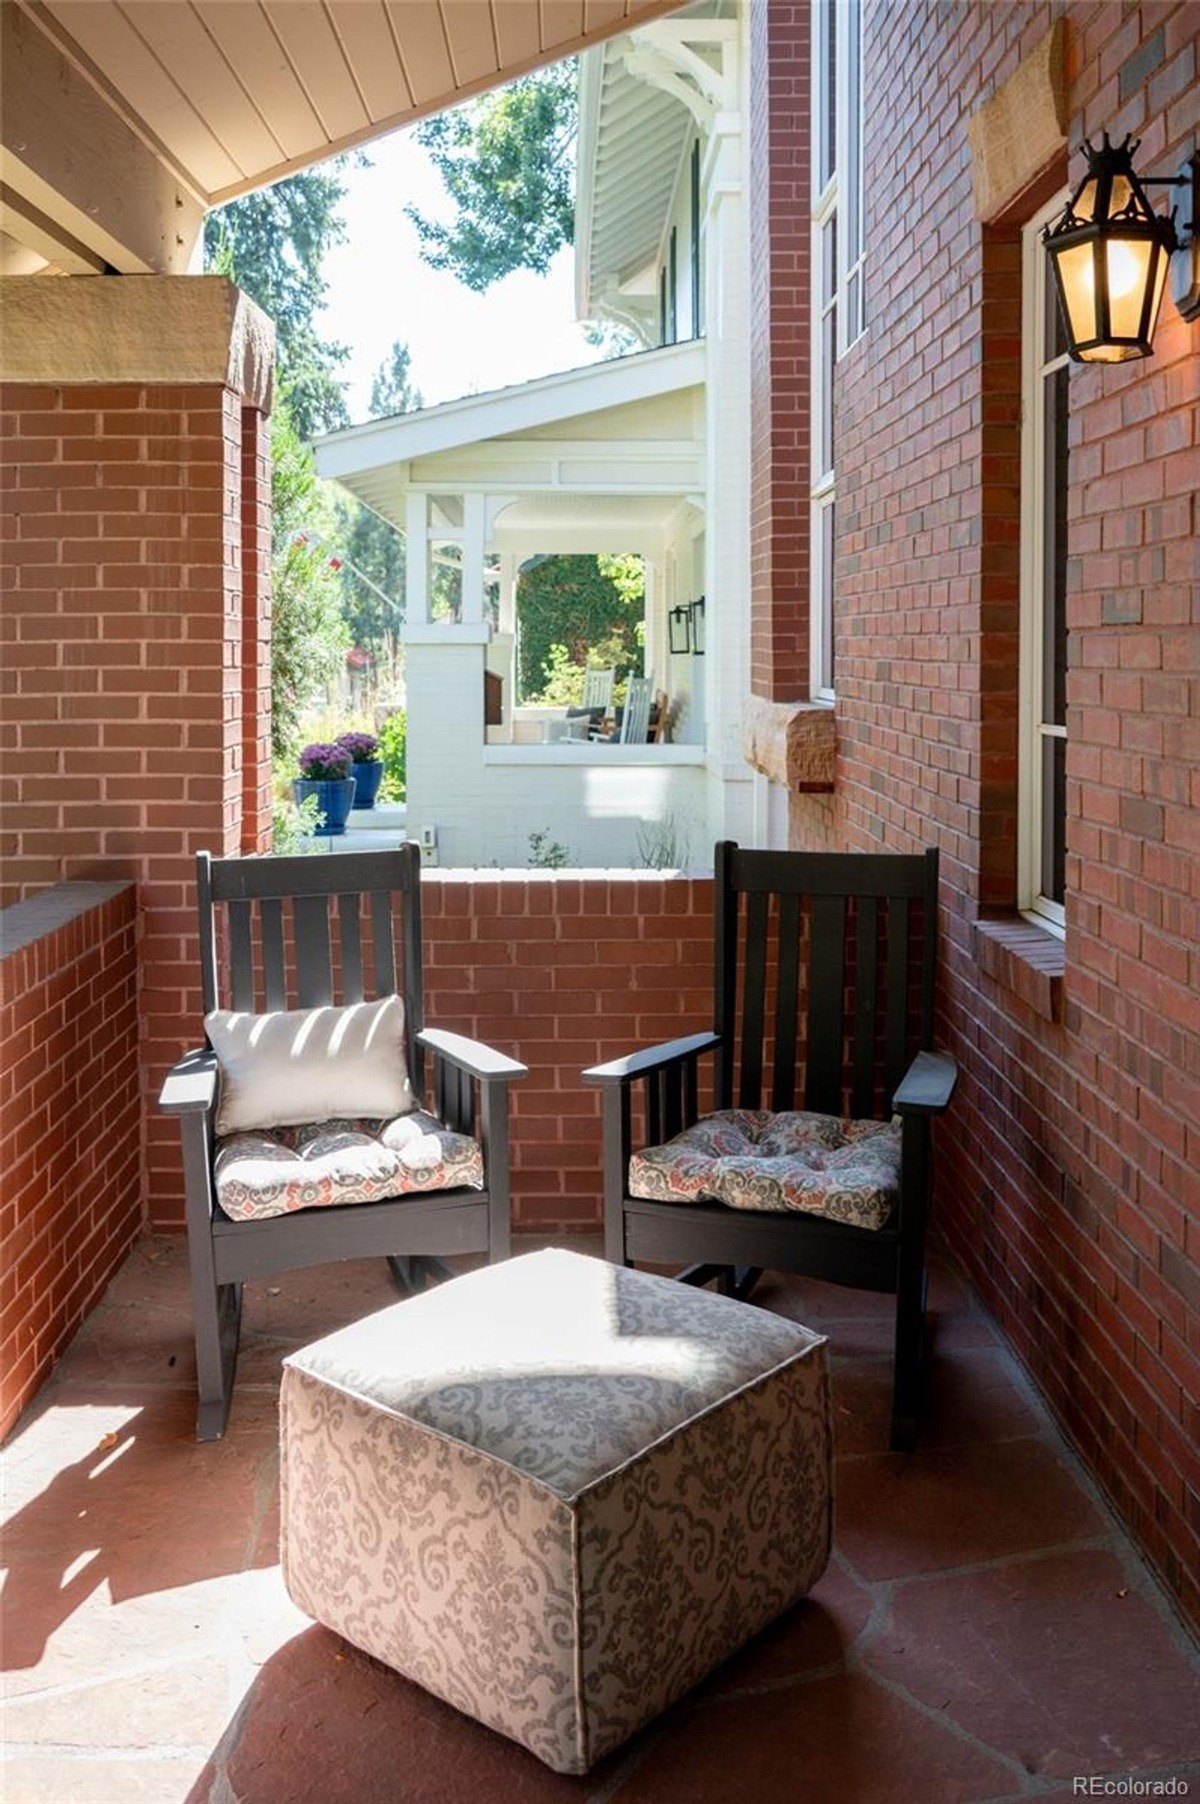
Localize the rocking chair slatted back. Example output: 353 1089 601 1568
618 676 655 745
198 844 426 1093
582 666 616 713
713 842 939 1121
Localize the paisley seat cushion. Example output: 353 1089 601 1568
627 1108 902 1231
213 1109 483 1223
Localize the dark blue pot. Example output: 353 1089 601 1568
351 759 384 809
293 777 356 836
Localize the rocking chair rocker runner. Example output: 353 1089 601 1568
160 844 527 1441
583 842 957 1450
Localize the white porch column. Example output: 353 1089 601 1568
643 557 662 689
461 492 487 625
405 491 429 626
496 553 517 633
702 14 752 827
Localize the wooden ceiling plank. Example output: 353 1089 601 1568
382 1 454 108
489 0 539 68
195 3 325 161
120 1 284 178
438 2 499 91
327 3 413 121
261 1 369 140
44 0 241 191
583 0 627 33
538 0 585 53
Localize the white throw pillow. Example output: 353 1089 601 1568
206 995 416 1137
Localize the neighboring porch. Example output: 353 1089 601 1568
315 340 755 868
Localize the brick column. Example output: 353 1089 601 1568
747 0 811 704
0 275 275 1227
240 403 273 855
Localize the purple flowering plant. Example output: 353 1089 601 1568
336 730 381 764
298 742 353 782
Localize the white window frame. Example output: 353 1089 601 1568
836 0 865 355
809 0 866 701
1019 191 1070 936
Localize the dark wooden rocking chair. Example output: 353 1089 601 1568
160 844 526 1441
583 842 956 1450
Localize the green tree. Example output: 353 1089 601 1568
205 171 351 437
517 554 644 701
269 399 349 762
370 340 423 417
337 340 424 667
408 64 576 290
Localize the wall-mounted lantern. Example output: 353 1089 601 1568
690 595 706 656
668 604 692 655
1043 134 1199 363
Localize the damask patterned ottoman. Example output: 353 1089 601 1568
280 1249 831 1775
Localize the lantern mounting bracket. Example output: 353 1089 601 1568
1139 152 1200 320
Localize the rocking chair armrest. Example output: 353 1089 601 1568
160 1048 219 1115
893 1050 958 1116
418 1027 528 1084
582 1030 722 1085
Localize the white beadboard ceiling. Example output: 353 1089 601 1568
25 0 685 206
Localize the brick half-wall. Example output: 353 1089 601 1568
779 0 1199 1628
0 882 140 1440
422 871 715 1231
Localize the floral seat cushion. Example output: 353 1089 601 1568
214 1109 483 1224
627 1108 902 1232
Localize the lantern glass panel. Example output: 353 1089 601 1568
668 606 691 655
1106 234 1154 337
1072 175 1099 223
1146 245 1170 338
1053 240 1097 345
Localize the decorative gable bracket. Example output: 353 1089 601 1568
615 20 739 132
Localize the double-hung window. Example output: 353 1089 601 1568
810 0 865 700
1019 194 1071 932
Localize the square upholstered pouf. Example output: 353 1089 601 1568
280 1249 831 1775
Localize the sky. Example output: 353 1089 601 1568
317 126 605 422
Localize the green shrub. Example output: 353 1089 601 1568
272 791 324 853
378 710 407 801
528 829 570 868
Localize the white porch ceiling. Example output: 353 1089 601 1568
1 0 683 275
573 0 728 322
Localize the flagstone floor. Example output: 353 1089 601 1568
3 1234 1197 1804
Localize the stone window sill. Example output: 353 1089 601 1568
973 915 1064 1023
742 698 835 793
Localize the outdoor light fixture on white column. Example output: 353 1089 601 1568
1043 134 1200 363
668 604 691 655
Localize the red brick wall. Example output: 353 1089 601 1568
748 0 812 702
0 378 271 1228
422 872 714 1230
0 883 140 1439
775 1 1198 1626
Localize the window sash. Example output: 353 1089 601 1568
1019 193 1071 933
810 0 864 699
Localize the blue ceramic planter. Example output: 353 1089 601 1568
293 777 356 836
350 759 384 809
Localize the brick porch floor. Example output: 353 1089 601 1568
3 1235 1197 1804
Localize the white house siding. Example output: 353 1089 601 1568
404 628 708 867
